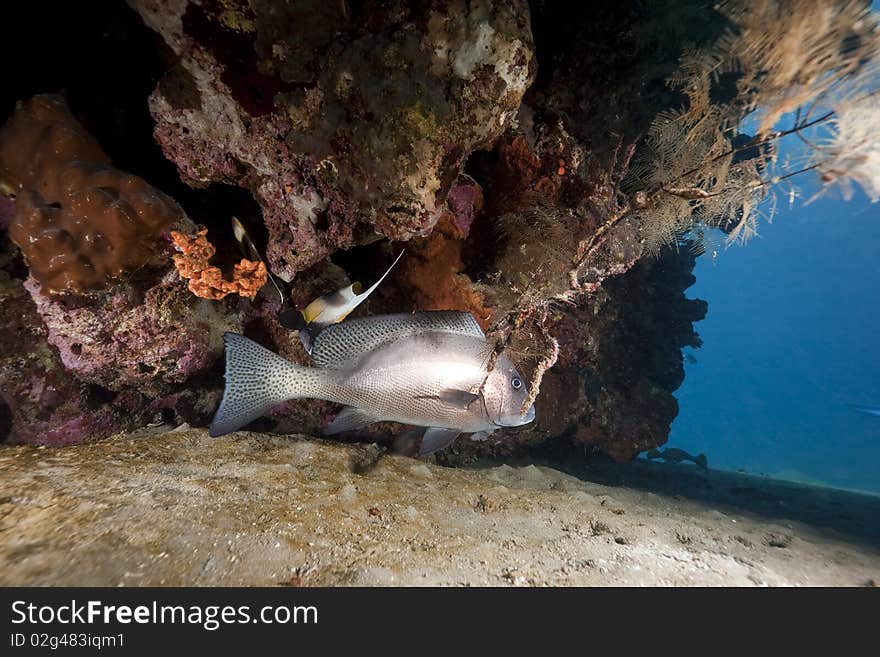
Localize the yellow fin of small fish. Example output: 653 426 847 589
302 250 404 329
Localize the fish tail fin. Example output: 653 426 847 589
209 333 324 437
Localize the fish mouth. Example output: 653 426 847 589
494 404 536 427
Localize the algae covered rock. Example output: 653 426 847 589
0 94 246 400
0 269 148 445
23 272 243 397
132 0 535 281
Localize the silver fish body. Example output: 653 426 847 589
209 311 535 455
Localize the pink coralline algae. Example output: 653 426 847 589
445 182 483 237
0 271 149 445
23 272 243 397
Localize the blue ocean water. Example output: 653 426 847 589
670 181 880 492
669 1 880 491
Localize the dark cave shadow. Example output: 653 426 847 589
506 450 880 551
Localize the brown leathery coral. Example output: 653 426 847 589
0 95 110 193
171 228 267 300
0 95 186 295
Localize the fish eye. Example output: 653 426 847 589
511 377 522 390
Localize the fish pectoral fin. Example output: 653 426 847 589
469 429 494 442
323 407 380 435
436 388 480 409
418 428 461 456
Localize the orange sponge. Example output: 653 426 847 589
170 228 267 300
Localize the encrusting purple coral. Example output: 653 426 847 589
23 272 243 397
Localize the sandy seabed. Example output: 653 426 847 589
1 429 877 586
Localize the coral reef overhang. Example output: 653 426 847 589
0 0 714 462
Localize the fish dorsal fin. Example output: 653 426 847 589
311 311 485 370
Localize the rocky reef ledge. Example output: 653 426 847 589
1 429 877 586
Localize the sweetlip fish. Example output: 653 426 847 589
209 311 536 455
